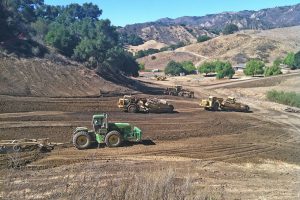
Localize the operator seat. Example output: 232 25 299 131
93 119 102 132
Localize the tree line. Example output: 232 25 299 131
164 50 300 79
243 51 300 77
0 0 140 76
134 42 185 59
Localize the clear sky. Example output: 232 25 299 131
44 0 300 26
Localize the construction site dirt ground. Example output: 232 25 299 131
1 90 300 199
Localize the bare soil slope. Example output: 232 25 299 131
1 94 300 199
0 56 132 97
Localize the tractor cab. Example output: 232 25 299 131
118 95 137 109
225 97 236 104
208 96 217 106
92 114 108 134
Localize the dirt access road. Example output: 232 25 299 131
1 94 300 199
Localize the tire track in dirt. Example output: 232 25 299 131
1 95 300 168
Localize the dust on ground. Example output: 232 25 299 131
1 91 300 199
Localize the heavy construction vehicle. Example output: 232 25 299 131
164 85 194 98
199 96 250 112
118 95 174 113
154 75 167 81
73 113 142 149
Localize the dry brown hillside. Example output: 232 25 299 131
137 26 300 70
0 56 131 97
137 51 200 70
127 40 167 53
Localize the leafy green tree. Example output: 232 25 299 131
35 5 62 20
264 65 282 77
181 61 196 74
102 47 139 76
197 35 211 43
128 35 143 45
31 18 49 41
134 49 159 59
135 50 146 58
0 0 44 40
165 61 186 76
283 52 295 69
59 3 101 20
223 24 239 35
0 3 9 41
73 39 99 62
45 23 79 56
244 59 265 76
119 33 143 46
169 42 185 50
81 3 102 19
139 63 145 71
294 50 300 69
215 61 235 79
210 28 221 35
1 1 140 76
198 62 216 76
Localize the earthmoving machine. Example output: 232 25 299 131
73 113 142 149
164 85 194 98
154 75 167 81
199 96 250 112
118 95 174 113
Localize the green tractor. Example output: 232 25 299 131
73 113 142 150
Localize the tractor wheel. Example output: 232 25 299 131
213 102 220 111
243 106 250 112
128 104 138 113
168 105 174 112
105 131 122 147
73 131 92 150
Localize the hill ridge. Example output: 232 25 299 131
120 3 300 45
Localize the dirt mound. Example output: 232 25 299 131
0 56 134 97
1 95 300 199
1 95 299 166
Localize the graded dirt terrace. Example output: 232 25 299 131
1 95 299 165
1 94 300 199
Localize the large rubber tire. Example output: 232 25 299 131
243 106 250 112
168 105 174 112
213 102 220 111
73 131 92 150
128 104 138 113
105 131 122 148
